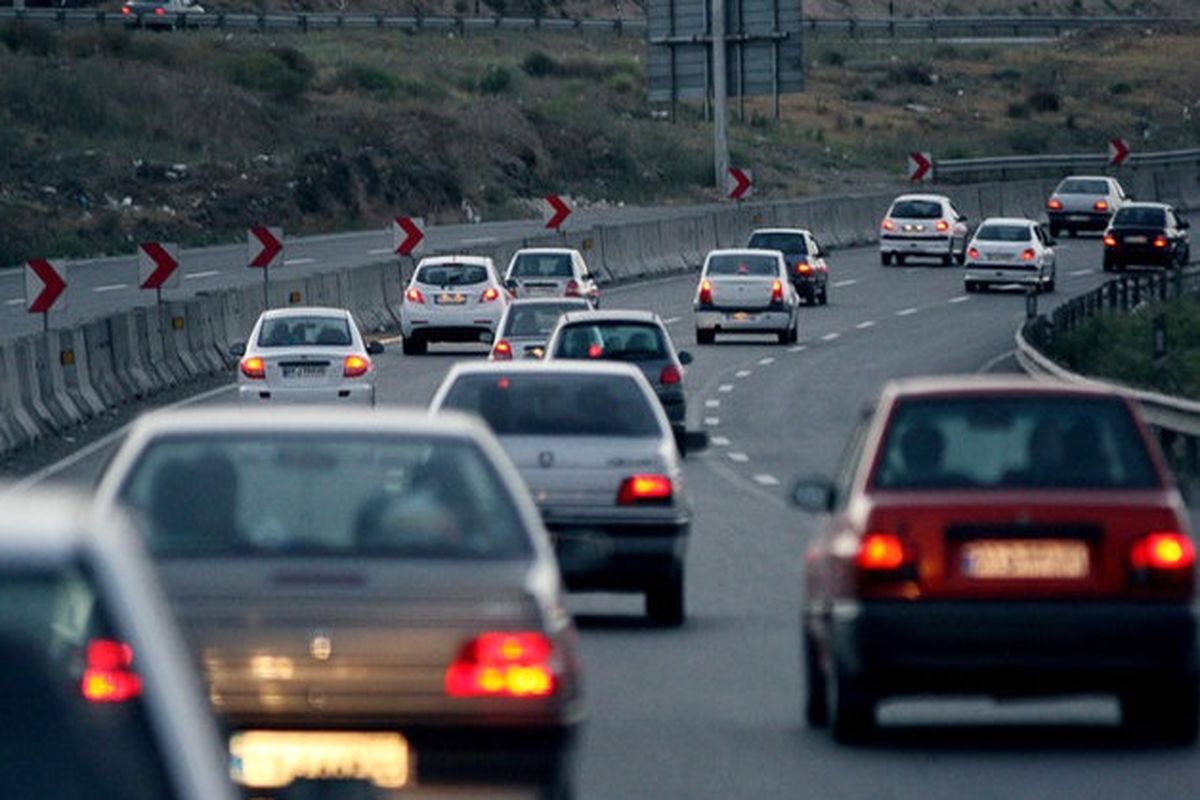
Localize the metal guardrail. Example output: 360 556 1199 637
805 14 1199 38
932 149 1200 182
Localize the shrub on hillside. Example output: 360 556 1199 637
480 64 511 95
225 46 314 103
1027 89 1061 113
334 63 400 99
0 21 55 56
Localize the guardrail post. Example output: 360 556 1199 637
217 12 225 29
299 13 307 31
56 8 65 30
257 13 265 31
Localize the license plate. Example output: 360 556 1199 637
435 292 467 305
1069 214 1090 222
230 731 410 790
962 539 1089 580
524 287 556 297
1125 235 1148 244
281 365 326 379
727 311 758 322
903 224 926 232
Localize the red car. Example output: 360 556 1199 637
794 377 1198 743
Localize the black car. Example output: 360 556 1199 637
1103 202 1190 271
747 228 830 305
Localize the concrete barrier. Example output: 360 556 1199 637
1180 168 1200 211
152 305 195 383
83 318 131 407
136 306 179 388
0 341 41 450
598 225 638 282
109 310 158 399
183 298 226 374
658 216 698 272
13 337 55 432
830 198 859 248
57 327 106 419
379 262 406 327
978 183 1004 220
33 331 84 429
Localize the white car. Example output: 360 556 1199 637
232 307 382 406
880 193 970 266
488 297 592 361
693 249 800 345
964 217 1057 293
503 248 600 307
1046 175 1128 238
400 256 509 355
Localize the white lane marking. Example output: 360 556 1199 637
833 279 859 288
93 283 128 293
895 307 918 316
4 298 23 306
461 237 496 245
663 316 682 325
948 296 970 304
789 345 806 353
729 452 750 463
711 436 731 446
856 320 876 329
705 399 721 408
184 270 221 280
368 248 394 255
1069 268 1093 277
284 257 315 266
735 370 752 378
757 357 775 365
718 384 735 393
977 348 1017 374
6 383 237 491
704 416 720 426
821 332 840 342
753 474 781 487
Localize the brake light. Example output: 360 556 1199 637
405 288 426 305
1047 198 1063 210
1094 200 1109 212
1131 532 1196 572
154 5 164 13
856 533 907 572
492 340 513 360
698 279 713 306
770 279 784 304
935 220 950 232
445 632 557 699
564 280 581 297
1104 235 1118 247
239 356 266 379
121 4 131 12
617 474 673 505
480 287 500 302
82 639 142 703
1154 235 1169 249
967 247 981 260
343 354 370 378
1021 248 1037 261
660 364 682 385
795 261 812 275
587 343 603 359
882 219 895 231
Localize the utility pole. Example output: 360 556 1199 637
711 0 729 194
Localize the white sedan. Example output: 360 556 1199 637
693 249 800 345
232 307 382 406
964 217 1057 293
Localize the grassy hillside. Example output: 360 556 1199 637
1 22 1197 265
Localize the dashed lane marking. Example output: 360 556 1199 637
833 279 859 288
856 320 876 329
664 316 682 325
711 436 731 446
4 298 23 306
184 270 221 280
704 416 720 426
1069 268 1093 277
948 296 970 304
753 474 780 486
368 248 394 255
821 332 840 342
735 370 752 378
461 237 496 245
705 399 721 408
93 283 127 293
284 257 316 266
896 307 918 316
729 452 750 463
757 357 775 365
788 345 806 353
718 384 735 393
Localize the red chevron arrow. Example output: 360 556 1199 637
1109 138 1131 166
26 259 66 314
139 242 179 290
908 151 933 182
545 195 571 230
394 216 425 256
248 226 283 269
728 167 753 200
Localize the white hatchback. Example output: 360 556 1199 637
963 217 1057 293
400 256 509 355
503 248 600 307
880 193 969 266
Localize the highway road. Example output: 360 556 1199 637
22 231 1200 798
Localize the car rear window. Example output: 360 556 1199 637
1113 207 1167 227
747 233 808 253
889 200 943 219
118 435 532 561
706 254 779 276
416 264 490 286
440 373 662 438
258 316 351 348
872 396 1160 490
552 322 668 362
974 225 1032 242
509 253 573 279
0 569 177 800
502 302 588 338
1058 179 1109 195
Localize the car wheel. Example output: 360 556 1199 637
941 253 953 267
818 287 829 306
646 566 685 627
1044 275 1056 293
804 633 828 727
880 252 893 267
695 328 715 345
538 772 575 800
1122 680 1200 745
1102 258 1114 273
955 249 967 266
401 336 426 356
1049 224 1060 238
964 281 977 293
827 655 875 743
1067 228 1077 238
895 254 907 266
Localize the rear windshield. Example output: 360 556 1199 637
440 373 661 438
0 569 176 800
889 200 942 219
872 396 1160 490
501 302 587 338
1058 179 1109 195
118 435 532 560
1113 207 1167 227
747 233 807 254
706 254 779 277
552 322 668 362
509 253 573 279
974 225 1032 242
416 264 489 286
258 316 351 348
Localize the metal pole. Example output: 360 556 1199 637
712 0 729 195
263 266 270 309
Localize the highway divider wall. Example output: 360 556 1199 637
2 164 1197 460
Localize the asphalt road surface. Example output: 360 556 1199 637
26 232 1200 799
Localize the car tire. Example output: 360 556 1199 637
964 281 977 293
1122 679 1200 745
818 287 829 306
895 254 907 266
941 253 953 267
1049 224 1061 239
1067 228 1077 238
803 633 828 728
955 249 967 266
696 328 715 345
880 252 893 267
538 772 575 800
827 655 875 744
646 566 685 627
1044 275 1056 293
401 336 426 356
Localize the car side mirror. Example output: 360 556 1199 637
958 215 968 222
366 340 385 355
1181 220 1190 230
1047 238 1058 246
229 342 246 357
678 350 694 366
504 278 518 291
792 477 836 513
675 428 708 456
480 331 494 344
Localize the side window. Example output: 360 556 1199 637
832 410 874 509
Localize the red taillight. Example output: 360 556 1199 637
587 343 604 358
83 639 142 704
1021 248 1037 262
406 288 426 304
1154 235 1169 249
1104 234 1118 247
882 219 895 231
492 340 513 360
239 356 266 379
480 287 500 302
343 354 370 378
1094 200 1109 212
935 220 950 232
795 261 812 275
698 279 713 306
445 632 557 699
154 5 164 13
856 533 908 572
1131 532 1196 572
564 280 581 297
770 279 784 304
617 474 673 505
1047 198 1063 210
659 364 682 385
121 5 131 12
967 247 981 260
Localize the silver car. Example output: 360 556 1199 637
504 248 601 307
489 297 592 361
431 361 699 626
400 256 509 355
964 217 1057 293
693 249 800 345
1047 175 1128 237
0 486 235 800
232 307 382 407
879 193 970 266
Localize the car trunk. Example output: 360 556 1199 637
1056 193 1106 214
499 435 664 510
258 347 351 389
1108 225 1166 250
970 242 1036 268
706 276 779 310
888 218 944 237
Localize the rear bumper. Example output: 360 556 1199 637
237 383 374 406
1105 247 1178 267
818 600 1198 697
402 307 503 340
880 235 953 256
694 309 792 333
964 265 1046 285
542 513 689 591
1049 211 1110 230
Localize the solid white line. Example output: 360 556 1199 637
705 399 721 408
718 384 734 393
948 296 970 304
704 416 720 426
856 320 876 330
368 248 394 255
821 332 840 342
753 474 780 486
461 237 496 245
711 436 731 446
8 383 237 491
1069 268 1093 277
735 370 752 378
729 452 750 463
977 348 1017 374
663 316 682 325
757 357 775 365
4 298 23 306
895 307 918 316
788 345 806 353
833 279 859 288
284 257 316 266
93 283 127 293
183 270 221 280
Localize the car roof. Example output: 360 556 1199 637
1059 174 1112 182
706 248 784 258
977 217 1038 226
891 194 950 203
507 297 592 308
557 309 659 325
0 487 95 562
417 255 494 267
883 374 1126 401
445 359 648 379
260 306 349 320
123 406 493 440
1118 201 1172 210
512 248 578 256
750 228 812 236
